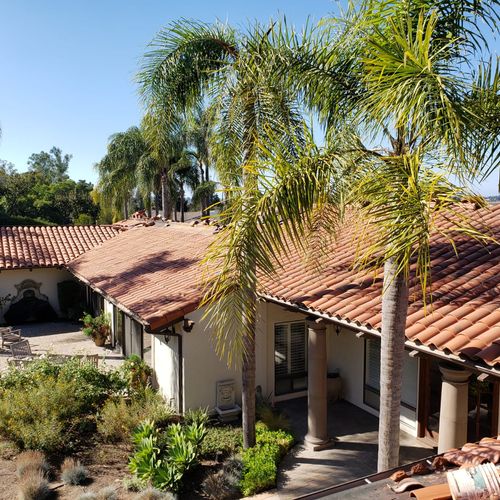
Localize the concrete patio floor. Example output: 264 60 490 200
268 398 435 499
0 321 124 371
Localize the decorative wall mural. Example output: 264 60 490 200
4 279 57 324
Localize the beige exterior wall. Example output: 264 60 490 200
0 268 76 322
150 300 419 435
153 333 181 409
182 307 242 411
327 324 419 436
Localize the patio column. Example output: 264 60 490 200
438 363 472 454
305 317 329 450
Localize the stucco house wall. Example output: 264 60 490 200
150 300 419 436
327 324 419 436
0 268 76 323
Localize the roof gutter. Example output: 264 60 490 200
260 293 500 378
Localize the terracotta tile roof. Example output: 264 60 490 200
66 205 500 369
67 224 214 331
261 204 500 368
0 225 120 270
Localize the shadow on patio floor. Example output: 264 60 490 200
272 398 435 499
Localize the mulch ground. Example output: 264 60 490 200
0 439 218 499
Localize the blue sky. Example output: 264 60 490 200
0 0 498 195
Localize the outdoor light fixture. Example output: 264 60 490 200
183 319 195 332
336 324 341 336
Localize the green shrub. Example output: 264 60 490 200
200 425 242 458
17 469 51 500
98 389 174 443
0 358 125 453
0 377 86 452
61 457 89 485
184 407 209 426
257 405 291 432
239 423 294 496
121 355 153 392
240 444 279 496
0 357 125 410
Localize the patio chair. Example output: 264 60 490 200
0 327 22 349
10 339 33 360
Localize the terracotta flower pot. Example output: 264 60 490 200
94 335 106 347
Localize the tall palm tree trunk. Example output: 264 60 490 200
161 171 172 220
154 191 160 217
204 164 211 217
377 256 409 471
242 302 256 448
180 185 185 222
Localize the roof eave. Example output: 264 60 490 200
260 293 500 378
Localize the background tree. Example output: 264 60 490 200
96 126 152 220
27 146 71 183
0 150 99 226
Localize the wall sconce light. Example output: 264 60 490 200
336 324 341 336
183 319 195 332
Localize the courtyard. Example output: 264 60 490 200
0 321 124 371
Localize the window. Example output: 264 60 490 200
363 338 418 411
113 306 125 354
274 321 307 396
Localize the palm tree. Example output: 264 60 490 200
141 112 188 221
138 20 304 448
96 126 148 219
181 1 498 465
248 2 497 470
185 106 215 217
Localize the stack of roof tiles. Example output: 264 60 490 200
0 225 120 270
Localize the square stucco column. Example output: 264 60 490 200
438 363 472 454
305 317 330 450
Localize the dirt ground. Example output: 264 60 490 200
0 439 216 500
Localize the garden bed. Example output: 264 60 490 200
0 356 293 499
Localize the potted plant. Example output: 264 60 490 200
122 354 153 390
81 312 110 347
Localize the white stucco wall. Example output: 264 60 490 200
153 334 180 409
150 299 419 435
327 324 419 436
0 268 76 322
182 307 242 411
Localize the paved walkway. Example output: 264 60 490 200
266 398 435 499
0 321 124 370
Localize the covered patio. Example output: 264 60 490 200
274 398 435 499
0 321 124 371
